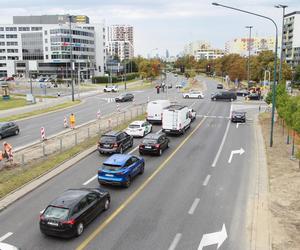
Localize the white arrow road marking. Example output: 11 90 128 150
228 148 245 163
188 198 200 215
198 224 227 250
83 145 139 186
168 233 182 250
0 232 13 242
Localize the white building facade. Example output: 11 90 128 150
283 11 300 68
106 25 134 61
0 16 106 78
183 41 224 60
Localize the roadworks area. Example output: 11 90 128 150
260 113 300 250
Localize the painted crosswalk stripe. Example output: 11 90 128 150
0 232 13 242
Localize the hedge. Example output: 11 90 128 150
92 73 139 84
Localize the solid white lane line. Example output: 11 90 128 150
211 120 231 167
188 198 200 215
156 129 162 134
0 232 13 242
203 175 211 186
168 233 182 250
83 175 98 186
83 145 139 186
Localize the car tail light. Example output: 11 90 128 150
139 144 144 148
63 219 75 225
155 144 160 148
113 143 118 148
39 215 45 221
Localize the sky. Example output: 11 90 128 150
0 0 299 57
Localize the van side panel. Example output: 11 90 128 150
147 100 170 123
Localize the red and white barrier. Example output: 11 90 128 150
97 110 101 119
40 127 46 141
64 116 68 128
117 103 120 112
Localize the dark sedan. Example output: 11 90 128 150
247 93 261 100
40 188 110 238
0 122 19 140
236 89 250 97
115 93 134 102
231 111 246 123
139 133 169 156
217 83 223 89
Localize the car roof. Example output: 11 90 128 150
144 133 162 139
104 154 132 165
102 131 122 136
50 189 91 208
130 120 145 125
165 104 186 110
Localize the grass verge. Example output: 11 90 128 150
0 97 27 111
0 100 81 122
0 113 146 199
12 93 58 99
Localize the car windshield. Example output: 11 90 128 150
129 124 141 128
43 206 69 220
100 136 116 143
102 163 122 170
143 138 157 144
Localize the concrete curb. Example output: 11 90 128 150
0 146 96 212
250 116 271 250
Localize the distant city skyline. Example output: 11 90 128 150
0 0 299 57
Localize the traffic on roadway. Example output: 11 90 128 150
0 75 264 250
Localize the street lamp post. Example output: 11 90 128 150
212 2 279 147
246 26 253 88
68 15 75 102
275 4 288 83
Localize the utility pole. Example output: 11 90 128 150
124 60 127 90
68 15 75 101
246 25 253 88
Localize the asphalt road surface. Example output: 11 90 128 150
1 73 184 148
0 76 260 250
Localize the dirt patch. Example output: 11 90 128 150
259 113 300 250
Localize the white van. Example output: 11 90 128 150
146 100 171 124
162 105 191 135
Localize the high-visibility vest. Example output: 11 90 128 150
70 115 75 123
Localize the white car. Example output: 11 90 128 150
0 242 20 250
125 120 152 137
104 85 119 92
183 90 204 99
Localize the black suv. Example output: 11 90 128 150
115 93 134 102
40 188 110 238
211 91 237 101
0 122 19 140
98 131 133 154
139 133 169 156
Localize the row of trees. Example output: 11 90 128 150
174 51 294 83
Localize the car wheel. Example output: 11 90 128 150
124 176 131 188
139 151 144 156
198 95 201 99
76 222 84 237
104 198 110 211
213 98 216 101
158 149 162 156
143 131 146 137
15 129 19 135
139 163 145 175
166 143 169 148
104 89 107 92
119 146 123 154
0 134 2 140
130 139 133 147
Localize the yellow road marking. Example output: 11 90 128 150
76 117 207 250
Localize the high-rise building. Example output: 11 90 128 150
184 41 224 60
225 37 276 56
283 11 300 68
106 25 134 61
0 15 105 78
166 49 169 58
13 15 90 25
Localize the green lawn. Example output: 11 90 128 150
0 100 81 122
0 97 27 111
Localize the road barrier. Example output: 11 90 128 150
63 116 68 128
13 103 147 166
40 127 46 141
97 110 101 119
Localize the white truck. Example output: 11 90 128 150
146 100 171 124
162 105 191 135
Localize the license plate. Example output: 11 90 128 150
48 222 58 226
145 146 152 149
103 144 110 148
106 174 114 177
165 129 170 132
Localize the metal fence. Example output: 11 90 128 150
12 103 147 166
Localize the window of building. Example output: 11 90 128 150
0 35 4 39
45 38 48 43
6 34 18 39
0 42 4 46
7 49 18 53
31 27 42 31
0 63 6 67
45 47 48 51
7 41 18 46
0 49 5 53
44 30 47 35
5 27 17 32
0 27 4 31
7 56 19 60
46 55 48 59
18 27 30 31
0 56 6 60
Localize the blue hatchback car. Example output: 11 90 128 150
98 154 145 188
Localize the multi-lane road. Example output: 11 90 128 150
0 75 262 250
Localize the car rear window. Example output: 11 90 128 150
44 206 69 220
102 163 122 170
129 124 140 128
143 138 157 144
100 136 116 143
